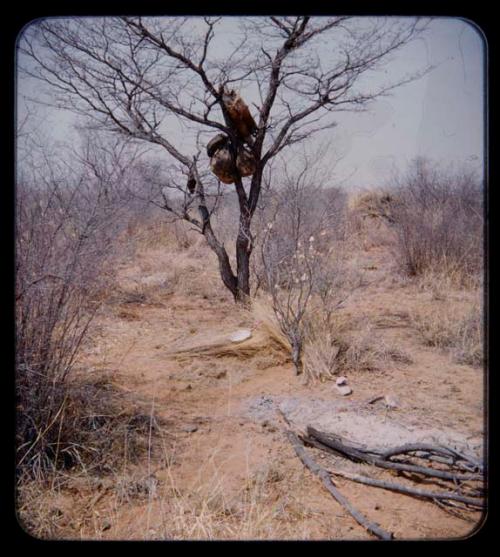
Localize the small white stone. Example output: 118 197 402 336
384 394 400 409
336 376 348 386
229 329 252 343
335 385 352 396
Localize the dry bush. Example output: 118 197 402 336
410 298 483 367
15 135 147 480
389 158 483 285
256 157 349 378
18 376 164 479
16 372 170 539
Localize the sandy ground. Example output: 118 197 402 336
40 224 485 541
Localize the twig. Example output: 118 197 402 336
433 499 479 523
365 395 385 405
283 428 393 540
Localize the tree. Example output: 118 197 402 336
19 16 429 303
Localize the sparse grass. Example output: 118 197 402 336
337 323 413 374
147 454 333 541
17 435 323 541
410 299 483 367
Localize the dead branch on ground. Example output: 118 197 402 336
303 426 485 512
278 411 484 539
284 429 393 540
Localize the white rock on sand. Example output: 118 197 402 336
229 329 252 343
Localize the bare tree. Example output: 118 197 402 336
19 16 429 302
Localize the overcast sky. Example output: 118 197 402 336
331 17 485 187
16 16 485 189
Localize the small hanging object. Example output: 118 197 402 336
186 169 197 193
207 133 257 184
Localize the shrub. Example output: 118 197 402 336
389 158 483 283
15 141 136 479
257 159 349 378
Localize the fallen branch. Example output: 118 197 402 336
284 429 393 540
379 443 483 472
328 469 483 509
306 427 481 482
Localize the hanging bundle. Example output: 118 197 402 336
207 133 256 184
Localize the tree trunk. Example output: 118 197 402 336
201 215 239 300
235 207 252 304
235 244 250 303
291 339 303 375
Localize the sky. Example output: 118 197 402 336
329 17 485 187
16 16 485 189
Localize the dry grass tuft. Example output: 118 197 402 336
17 374 167 484
165 297 291 364
337 323 413 373
250 298 293 354
303 313 413 380
410 299 483 367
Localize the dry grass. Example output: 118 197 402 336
165 298 291 364
17 434 320 541
130 217 200 252
410 299 483 367
16 372 168 487
137 453 331 541
305 318 411 378
338 324 413 373
250 298 293 354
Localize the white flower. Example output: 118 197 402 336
309 235 315 242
